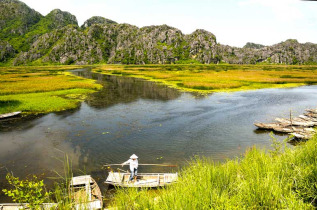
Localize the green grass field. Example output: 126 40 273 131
92 64 317 93
0 66 101 114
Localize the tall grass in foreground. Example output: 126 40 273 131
2 154 87 209
112 136 317 209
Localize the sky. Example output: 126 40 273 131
21 0 317 47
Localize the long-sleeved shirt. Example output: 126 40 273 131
122 159 138 171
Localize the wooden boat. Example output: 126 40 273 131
255 122 314 134
70 175 103 209
0 203 56 210
291 132 313 140
274 126 315 134
274 117 317 127
305 112 317 118
254 122 285 130
298 115 317 122
0 111 21 120
255 107 317 140
105 172 178 188
306 109 317 114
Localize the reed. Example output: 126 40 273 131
111 134 317 209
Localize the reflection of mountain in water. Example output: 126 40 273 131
73 70 181 109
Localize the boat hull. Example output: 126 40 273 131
0 111 21 120
105 172 178 188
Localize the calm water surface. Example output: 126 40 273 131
1 69 317 200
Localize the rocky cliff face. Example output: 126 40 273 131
0 40 15 62
81 16 117 29
1 0 317 65
217 39 317 65
0 0 42 37
185 29 217 64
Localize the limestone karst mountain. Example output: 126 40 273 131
1 0 317 65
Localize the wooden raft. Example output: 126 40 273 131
254 109 317 140
105 172 178 188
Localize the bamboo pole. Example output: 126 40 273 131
103 164 177 167
290 110 293 126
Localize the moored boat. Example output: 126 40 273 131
299 115 317 122
306 109 317 114
304 112 317 118
291 132 313 140
70 175 103 209
0 203 56 210
275 117 317 127
254 122 284 130
105 172 178 188
0 111 21 120
254 122 315 134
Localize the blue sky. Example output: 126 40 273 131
22 0 317 47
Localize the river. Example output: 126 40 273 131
1 68 317 201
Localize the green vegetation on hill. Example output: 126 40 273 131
81 16 117 29
243 42 265 49
0 0 42 50
15 9 78 52
111 135 317 209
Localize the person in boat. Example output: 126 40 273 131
121 154 138 182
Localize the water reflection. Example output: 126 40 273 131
72 70 181 109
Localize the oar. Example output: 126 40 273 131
103 164 177 167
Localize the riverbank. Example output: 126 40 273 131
0 66 102 115
110 134 317 209
2 64 317 115
3 133 315 209
91 64 317 93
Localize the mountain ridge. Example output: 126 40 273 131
1 0 317 65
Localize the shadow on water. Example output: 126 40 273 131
0 114 45 132
253 129 287 137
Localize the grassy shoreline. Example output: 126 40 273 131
91 64 317 94
2 63 317 113
110 135 317 209
3 134 317 209
0 66 102 115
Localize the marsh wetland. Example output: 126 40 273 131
1 65 317 202
1 65 317 205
